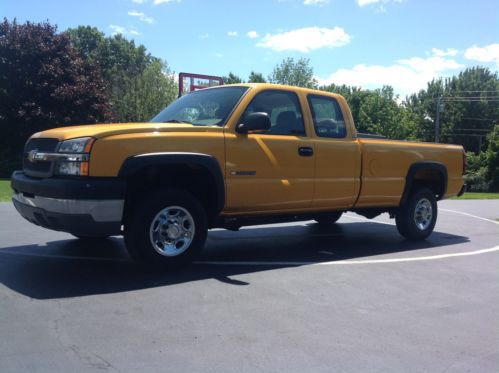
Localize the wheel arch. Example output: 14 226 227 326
400 162 448 206
119 152 225 221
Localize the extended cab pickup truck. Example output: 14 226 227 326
11 84 466 267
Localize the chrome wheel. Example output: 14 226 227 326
414 198 433 231
149 206 195 257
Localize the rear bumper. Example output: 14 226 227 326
457 184 467 197
11 171 126 236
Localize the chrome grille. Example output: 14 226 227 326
23 138 59 177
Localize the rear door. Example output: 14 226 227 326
307 94 360 210
224 89 315 213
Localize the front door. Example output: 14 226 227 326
225 89 315 213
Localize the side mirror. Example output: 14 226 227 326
236 112 271 134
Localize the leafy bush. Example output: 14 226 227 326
0 19 111 177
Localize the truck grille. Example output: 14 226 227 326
23 138 59 177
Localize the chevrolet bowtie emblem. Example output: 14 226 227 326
27 149 39 163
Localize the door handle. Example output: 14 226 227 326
298 147 313 157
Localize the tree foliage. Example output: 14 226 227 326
405 67 499 151
248 71 266 83
66 26 177 122
117 59 177 122
268 57 317 88
0 19 111 176
223 72 243 84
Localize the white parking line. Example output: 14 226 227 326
195 246 499 266
440 208 499 226
0 207 497 265
194 208 499 266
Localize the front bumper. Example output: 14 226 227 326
11 171 126 236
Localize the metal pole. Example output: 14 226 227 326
435 96 441 143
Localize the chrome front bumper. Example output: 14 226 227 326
11 171 126 236
12 193 124 223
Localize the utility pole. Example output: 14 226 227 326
435 96 444 143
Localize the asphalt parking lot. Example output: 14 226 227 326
1 200 498 372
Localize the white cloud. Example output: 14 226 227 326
128 10 154 24
247 31 259 39
109 25 141 36
153 0 181 4
431 47 458 57
319 55 464 97
357 0 402 8
257 27 350 53
132 0 147 3
199 33 209 39
357 0 380 6
303 0 329 5
227 31 238 37
464 44 499 65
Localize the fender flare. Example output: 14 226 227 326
400 162 448 205
119 152 225 212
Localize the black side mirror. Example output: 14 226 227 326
236 112 271 134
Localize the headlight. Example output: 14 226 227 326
58 137 95 153
55 137 95 176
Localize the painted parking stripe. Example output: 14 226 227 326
0 207 497 264
440 208 499 226
194 246 499 266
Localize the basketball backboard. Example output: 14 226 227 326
178 72 224 97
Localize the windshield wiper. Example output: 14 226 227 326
162 119 193 124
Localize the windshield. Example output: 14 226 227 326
151 86 249 126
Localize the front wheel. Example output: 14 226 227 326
396 187 437 241
315 211 343 226
124 189 208 268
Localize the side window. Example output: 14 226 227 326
241 90 305 136
308 95 347 138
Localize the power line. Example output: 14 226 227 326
461 118 497 121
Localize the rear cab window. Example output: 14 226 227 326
241 90 306 136
307 95 347 139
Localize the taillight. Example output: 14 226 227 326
463 151 467 175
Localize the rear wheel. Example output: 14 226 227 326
315 211 343 226
124 189 208 268
396 187 437 241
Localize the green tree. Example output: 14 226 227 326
464 151 489 192
0 19 111 176
321 83 417 140
65 26 104 60
248 71 266 83
67 27 177 122
118 59 177 122
268 57 317 88
223 72 243 84
484 125 499 191
405 67 499 151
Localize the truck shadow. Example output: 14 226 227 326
0 221 469 299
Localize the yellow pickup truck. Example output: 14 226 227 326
11 83 466 267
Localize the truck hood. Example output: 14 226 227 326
30 122 218 141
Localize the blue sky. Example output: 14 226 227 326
2 0 499 96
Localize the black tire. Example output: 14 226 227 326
396 187 437 241
315 211 343 226
124 188 208 268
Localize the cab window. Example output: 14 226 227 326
308 95 347 138
241 90 305 136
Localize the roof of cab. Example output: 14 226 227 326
206 82 345 100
